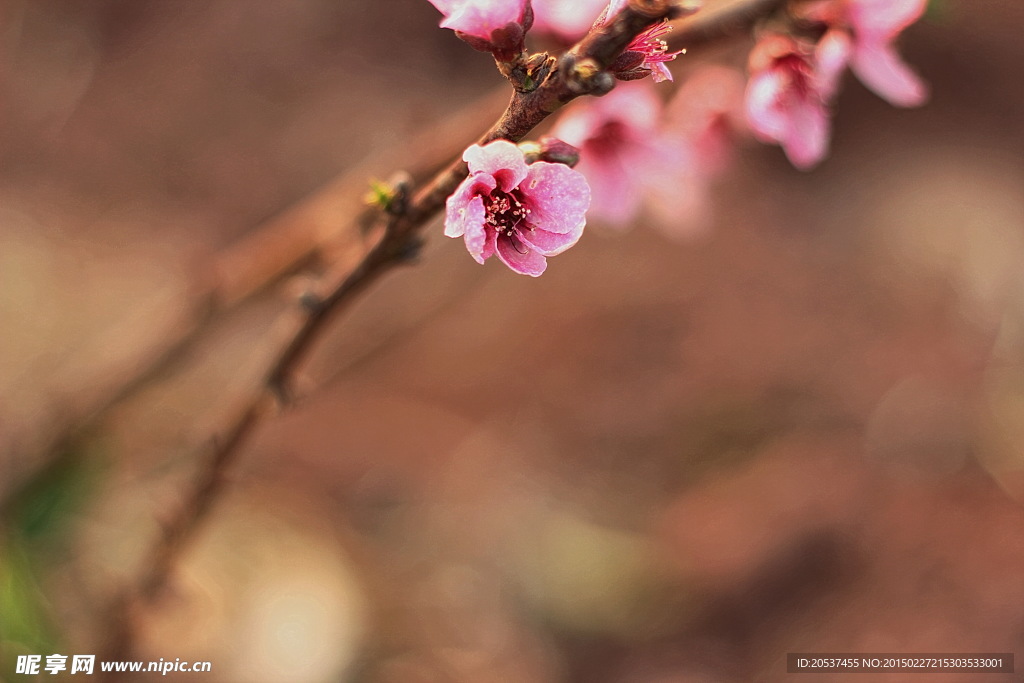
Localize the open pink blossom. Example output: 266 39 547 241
427 0 532 57
745 33 850 169
803 0 927 106
445 140 590 277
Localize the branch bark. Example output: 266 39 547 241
670 0 786 50
95 0 788 668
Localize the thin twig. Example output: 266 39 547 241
1 87 510 510
671 0 786 50
96 0 787 667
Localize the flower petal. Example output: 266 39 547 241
494 232 548 276
444 173 496 238
848 0 926 40
815 29 852 100
463 140 529 191
578 143 646 225
851 40 928 107
427 0 458 14
520 162 591 234
433 0 527 40
518 220 585 256
745 70 789 141
650 62 674 83
462 199 490 263
531 0 608 41
782 96 830 169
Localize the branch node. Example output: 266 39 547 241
267 375 293 408
560 54 616 96
395 235 425 264
298 289 324 313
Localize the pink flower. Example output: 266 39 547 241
552 81 669 225
597 0 691 83
744 33 849 169
427 0 532 58
445 140 590 277
804 0 928 106
532 0 690 81
668 65 747 175
531 0 608 43
553 81 712 237
610 21 684 83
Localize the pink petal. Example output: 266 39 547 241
642 138 704 223
463 140 529 192
669 65 747 171
605 0 630 16
432 0 527 40
479 227 496 262
848 0 926 39
427 0 457 12
518 220 585 256
555 82 661 144
745 70 789 141
494 232 548 276
520 162 591 234
444 173 496 238
851 40 927 107
592 0 629 27
815 29 852 100
582 151 639 225
461 198 488 263
650 61 674 83
782 96 830 169
551 83 660 226
531 0 608 41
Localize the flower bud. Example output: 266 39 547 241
518 136 581 167
428 0 533 62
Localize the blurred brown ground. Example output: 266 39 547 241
1 0 1024 681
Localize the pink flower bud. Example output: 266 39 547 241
519 136 582 167
427 0 533 59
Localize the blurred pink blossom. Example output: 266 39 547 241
445 140 590 277
641 65 749 233
552 82 672 225
668 65 747 175
804 0 928 106
552 81 713 237
745 33 849 169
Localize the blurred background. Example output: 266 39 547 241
1 0 1023 681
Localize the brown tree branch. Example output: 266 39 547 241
95 0 788 668
1 86 510 510
13 0 786 512
670 0 786 50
